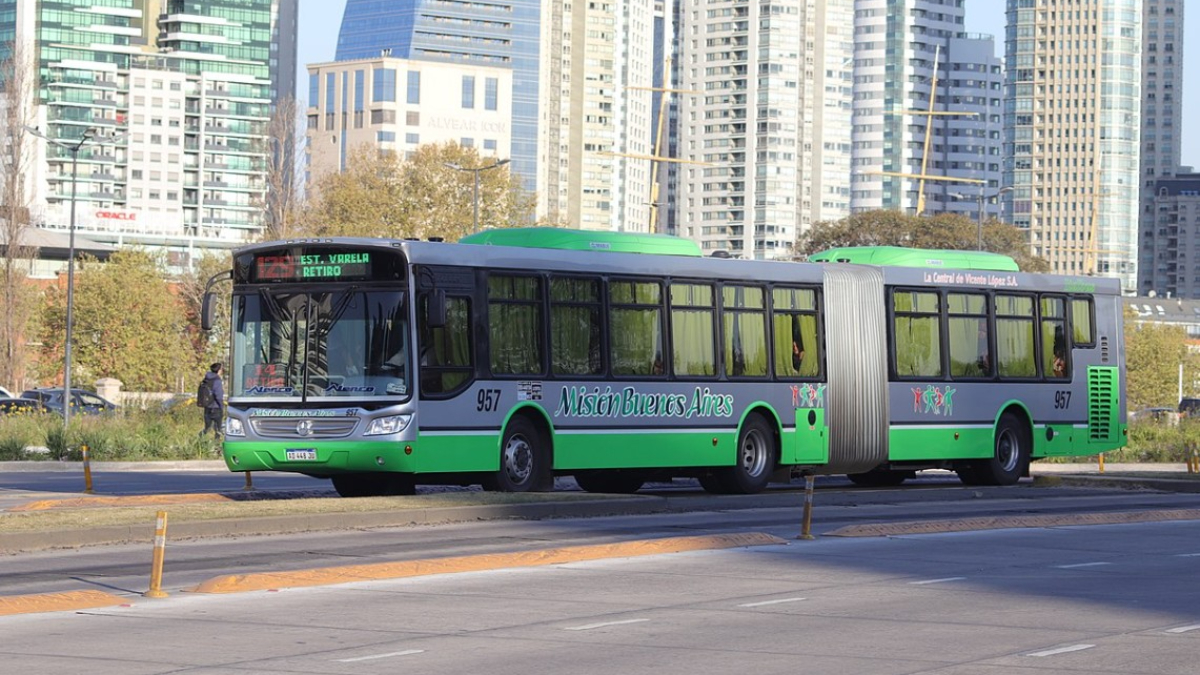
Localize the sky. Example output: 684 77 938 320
298 0 1200 169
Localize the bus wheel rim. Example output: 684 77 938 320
741 429 767 476
997 428 1019 472
504 435 533 483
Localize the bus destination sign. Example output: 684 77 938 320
254 252 373 281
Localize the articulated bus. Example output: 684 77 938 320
201 228 1126 497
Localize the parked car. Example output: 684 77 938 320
1179 398 1200 418
19 388 120 416
0 385 14 399
0 397 54 416
1130 407 1180 425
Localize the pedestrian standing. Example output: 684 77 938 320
198 362 225 438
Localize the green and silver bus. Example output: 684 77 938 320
201 228 1126 496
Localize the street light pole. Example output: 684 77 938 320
444 158 511 233
26 126 124 428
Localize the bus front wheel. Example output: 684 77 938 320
484 416 550 492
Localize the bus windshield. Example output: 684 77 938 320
231 289 410 401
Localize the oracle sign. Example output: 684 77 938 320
95 210 137 221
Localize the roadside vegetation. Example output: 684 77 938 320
0 402 218 462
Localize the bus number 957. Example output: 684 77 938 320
1054 391 1072 409
477 388 501 412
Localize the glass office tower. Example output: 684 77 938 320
1 0 283 260
335 0 541 195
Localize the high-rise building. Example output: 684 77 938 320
1004 0 1141 290
542 0 655 231
1146 174 1200 298
305 57 513 183
334 0 541 198
1138 0 1185 295
3 0 283 266
270 0 300 105
677 0 853 259
851 2 1002 219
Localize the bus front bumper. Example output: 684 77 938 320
221 440 416 475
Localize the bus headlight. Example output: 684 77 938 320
225 418 245 437
365 414 412 436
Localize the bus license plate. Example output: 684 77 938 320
286 449 318 461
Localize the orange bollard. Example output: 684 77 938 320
1098 453 1105 474
797 475 816 540
144 511 170 598
81 443 94 493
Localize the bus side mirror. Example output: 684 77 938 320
201 291 215 331
425 290 446 329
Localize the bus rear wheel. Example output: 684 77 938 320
963 412 1030 486
710 415 777 494
483 416 550 492
573 470 645 494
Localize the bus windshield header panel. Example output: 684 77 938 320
235 245 406 284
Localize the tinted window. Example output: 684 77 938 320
893 290 942 378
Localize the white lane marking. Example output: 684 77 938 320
1055 562 1112 569
564 618 650 631
1025 644 1096 657
909 577 966 585
1166 624 1200 634
739 597 806 607
337 650 424 662
1176 553 1200 557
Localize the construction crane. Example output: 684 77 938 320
599 59 707 233
865 44 985 215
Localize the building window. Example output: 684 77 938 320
483 139 497 151
406 133 419 144
373 68 396 103
461 137 474 148
309 73 319 104
407 70 420 104
377 131 396 142
462 75 475 109
485 77 498 111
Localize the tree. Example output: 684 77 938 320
37 250 194 391
0 41 38 391
259 95 306 240
308 141 534 241
1124 310 1196 410
795 211 1050 272
177 252 233 383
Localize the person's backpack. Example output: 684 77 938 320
196 378 214 408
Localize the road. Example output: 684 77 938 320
1 507 1198 674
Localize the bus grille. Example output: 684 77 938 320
1088 366 1116 443
251 417 359 439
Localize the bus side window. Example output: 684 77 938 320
772 287 820 379
1041 296 1069 380
420 295 473 395
1070 298 1095 347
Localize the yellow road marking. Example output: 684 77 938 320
0 590 125 616
192 532 787 594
